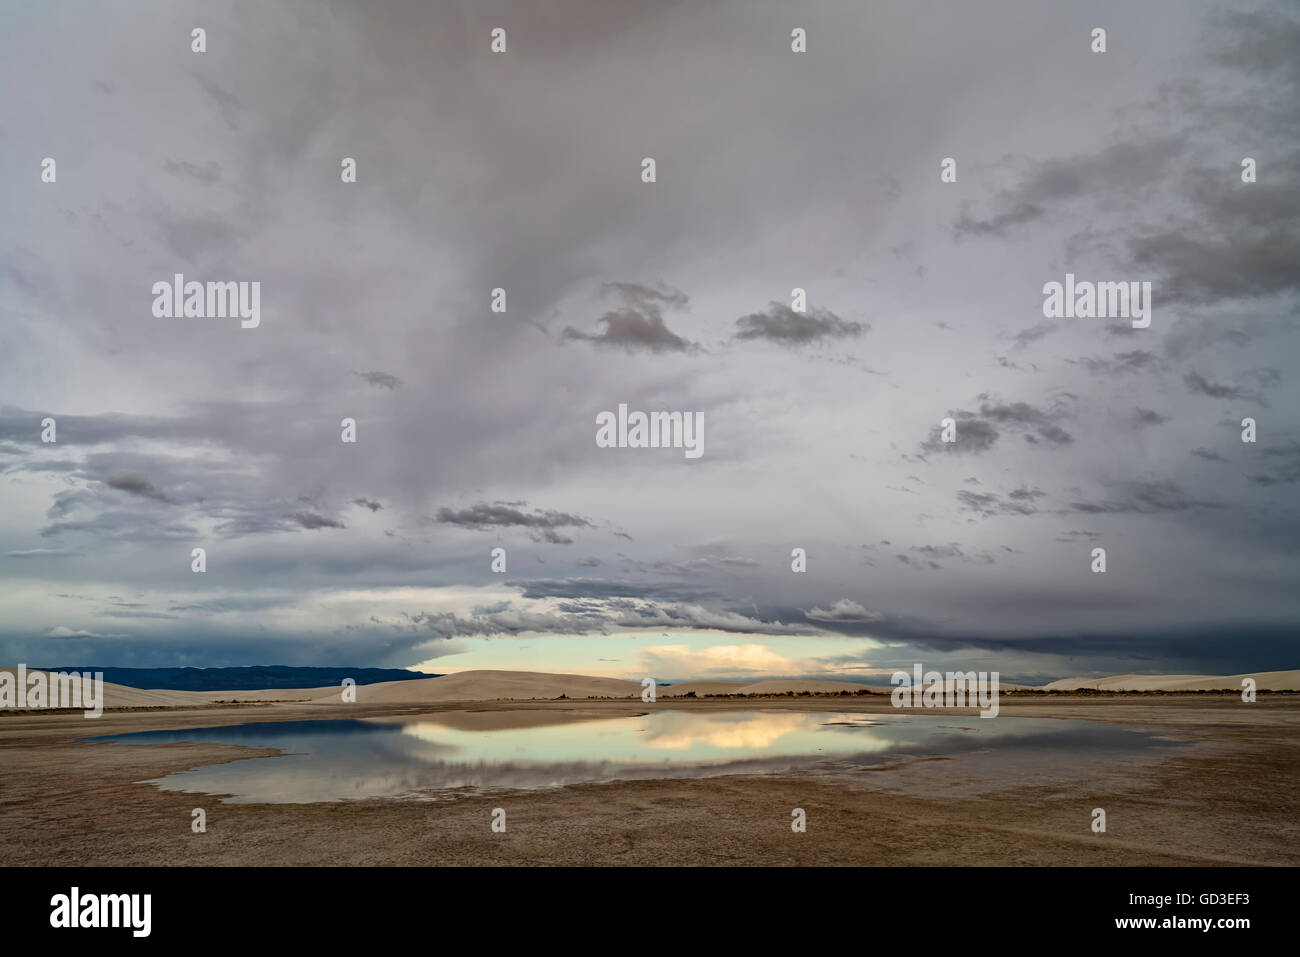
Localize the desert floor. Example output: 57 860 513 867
1 695 1297 866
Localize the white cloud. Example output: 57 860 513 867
44 626 128 639
804 599 881 622
639 643 797 678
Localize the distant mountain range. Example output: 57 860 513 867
35 665 437 691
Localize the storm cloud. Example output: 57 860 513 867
1 1 1297 679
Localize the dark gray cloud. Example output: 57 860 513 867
922 399 1073 454
653 554 761 574
435 503 593 544
407 596 818 639
41 512 198 542
353 371 403 390
192 72 242 130
1 0 1298 676
1130 224 1300 308
829 620 1300 679
1184 370 1253 402
512 577 714 603
104 471 174 503
921 417 999 454
1163 311 1298 359
954 137 1185 239
1133 408 1169 428
953 200 1045 239
956 487 1044 518
1009 322 1057 349
1023 424 1073 447
561 282 695 353
733 303 865 344
1068 480 1225 515
950 9 1300 335
1055 530 1100 543
293 511 345 530
153 210 239 262
1249 441 1300 485
896 543 997 569
1211 8 1300 86
1074 351 1160 376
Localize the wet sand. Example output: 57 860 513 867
1 696 1297 866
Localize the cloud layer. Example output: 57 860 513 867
1 1 1297 682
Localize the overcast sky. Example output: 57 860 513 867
2 0 1297 683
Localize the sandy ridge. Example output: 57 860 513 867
3 666 1298 710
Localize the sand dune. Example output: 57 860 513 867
662 678 888 696
5 666 1297 711
658 680 750 697
309 670 642 704
312 672 1027 702
1 668 199 709
306 668 1298 702
0 668 336 709
663 677 1040 695
1043 669 1300 692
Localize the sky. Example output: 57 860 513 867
1 0 1298 684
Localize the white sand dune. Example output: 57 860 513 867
5 666 1297 711
663 678 889 696
0 667 335 709
658 680 751 696
1043 669 1300 692
664 677 1038 695
304 668 1295 701
308 669 642 704
0 668 198 709
312 672 1024 702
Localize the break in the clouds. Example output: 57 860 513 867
1 1 1298 682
